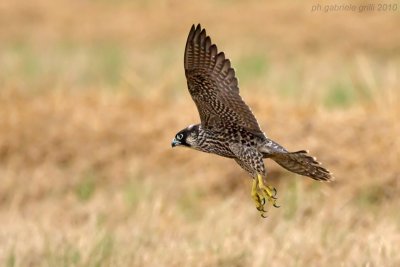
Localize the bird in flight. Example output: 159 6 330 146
171 24 333 217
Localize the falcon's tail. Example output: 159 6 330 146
270 150 333 182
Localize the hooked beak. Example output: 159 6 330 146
171 138 181 148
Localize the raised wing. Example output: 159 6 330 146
184 24 263 134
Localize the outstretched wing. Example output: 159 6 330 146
184 24 263 134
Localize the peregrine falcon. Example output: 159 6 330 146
171 24 333 217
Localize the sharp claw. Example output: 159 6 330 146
262 207 267 212
252 176 279 217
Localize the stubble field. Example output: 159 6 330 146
0 1 399 266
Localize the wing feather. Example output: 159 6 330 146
184 24 263 133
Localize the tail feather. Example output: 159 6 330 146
270 150 333 181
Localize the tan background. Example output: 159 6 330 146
0 0 399 266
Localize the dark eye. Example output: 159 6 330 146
176 133 183 140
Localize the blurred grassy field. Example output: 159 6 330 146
0 0 400 266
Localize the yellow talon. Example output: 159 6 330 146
250 174 280 217
256 174 279 208
251 179 264 211
251 179 268 217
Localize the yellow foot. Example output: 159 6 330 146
251 179 266 214
251 174 280 218
257 174 279 208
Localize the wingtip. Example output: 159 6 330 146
194 23 202 31
200 28 207 41
189 24 201 37
216 51 225 61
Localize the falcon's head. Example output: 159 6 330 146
171 124 200 149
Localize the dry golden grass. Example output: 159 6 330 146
0 0 400 266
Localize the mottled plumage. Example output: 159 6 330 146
172 24 333 216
